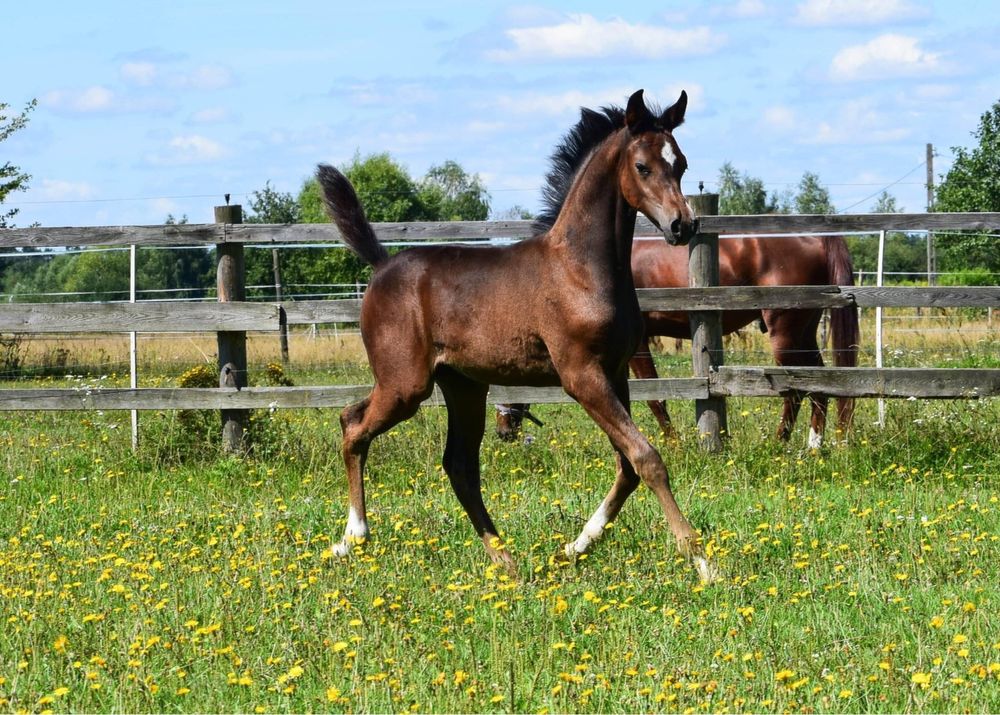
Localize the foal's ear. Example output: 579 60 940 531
661 90 688 131
625 89 653 134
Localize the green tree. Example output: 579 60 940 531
288 153 492 287
846 191 925 281
244 183 303 297
0 99 40 295
717 162 782 215
934 97 1000 272
418 160 490 220
794 171 834 214
1 99 35 229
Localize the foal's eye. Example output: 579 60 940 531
635 162 651 177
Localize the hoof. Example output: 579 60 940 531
331 535 366 558
693 556 722 585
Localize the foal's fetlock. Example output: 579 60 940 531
678 535 721 585
331 533 368 558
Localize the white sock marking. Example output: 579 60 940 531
333 506 369 557
567 501 610 555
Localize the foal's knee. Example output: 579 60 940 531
629 442 666 485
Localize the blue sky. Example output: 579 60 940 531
4 0 999 227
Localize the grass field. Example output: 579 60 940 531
1 316 998 713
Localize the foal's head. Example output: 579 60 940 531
618 89 697 245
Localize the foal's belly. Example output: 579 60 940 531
435 332 562 387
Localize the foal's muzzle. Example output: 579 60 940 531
667 217 699 246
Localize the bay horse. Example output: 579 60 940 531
497 232 860 448
318 89 716 582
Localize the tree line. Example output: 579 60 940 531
2 97 999 301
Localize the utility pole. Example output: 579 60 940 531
926 143 936 286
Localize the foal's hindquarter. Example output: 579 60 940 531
323 90 715 582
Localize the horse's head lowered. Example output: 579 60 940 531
619 89 697 245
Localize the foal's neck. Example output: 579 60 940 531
549 132 637 280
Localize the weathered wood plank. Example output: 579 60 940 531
849 286 1000 307
282 299 364 324
4 213 1000 249
637 286 854 311
637 286 1000 311
0 378 708 411
698 212 1000 234
487 378 708 404
1 369 996 411
712 367 1000 398
0 302 280 333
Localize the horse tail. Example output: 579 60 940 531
316 163 389 268
824 235 859 432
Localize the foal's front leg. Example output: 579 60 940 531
561 366 718 583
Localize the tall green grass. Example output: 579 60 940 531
0 383 997 713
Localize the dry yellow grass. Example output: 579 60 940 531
8 309 997 377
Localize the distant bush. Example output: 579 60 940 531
938 268 996 286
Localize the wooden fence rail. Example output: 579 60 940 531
3 212 1000 249
2 286 997 333
2 210 1000 450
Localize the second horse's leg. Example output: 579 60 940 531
629 334 675 438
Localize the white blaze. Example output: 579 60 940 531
661 143 676 169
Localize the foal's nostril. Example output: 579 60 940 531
670 218 682 237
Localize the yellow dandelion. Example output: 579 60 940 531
326 686 341 702
911 672 931 687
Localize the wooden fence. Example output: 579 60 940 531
2 209 1000 451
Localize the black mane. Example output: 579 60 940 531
533 105 627 234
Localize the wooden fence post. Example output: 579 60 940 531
215 203 249 453
272 248 290 363
687 193 727 452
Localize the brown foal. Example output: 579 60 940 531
318 89 717 582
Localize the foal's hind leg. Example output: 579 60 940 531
629 334 675 438
436 370 514 570
334 382 429 557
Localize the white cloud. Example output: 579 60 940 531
336 81 437 107
830 34 942 82
487 14 726 62
189 107 233 124
169 64 234 91
120 61 158 86
42 86 116 113
712 0 768 20
756 98 910 145
35 179 96 201
119 60 235 90
494 85 704 118
794 0 928 26
761 105 798 131
808 99 911 144
41 85 174 114
146 134 228 165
